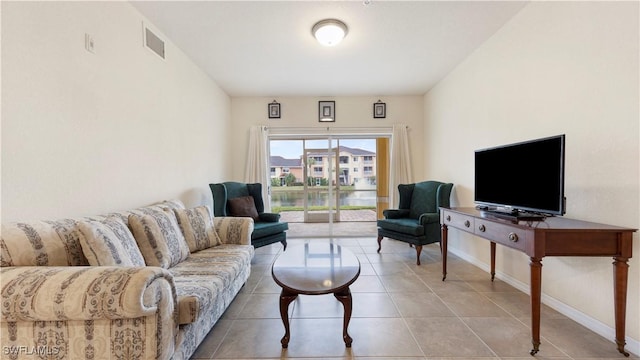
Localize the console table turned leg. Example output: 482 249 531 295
490 242 496 281
529 257 543 356
441 224 448 281
613 256 630 357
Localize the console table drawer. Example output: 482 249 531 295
475 220 528 251
442 210 475 233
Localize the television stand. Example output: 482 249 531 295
440 207 637 357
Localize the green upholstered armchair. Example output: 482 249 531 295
210 182 288 250
377 180 453 265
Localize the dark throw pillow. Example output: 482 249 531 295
228 196 260 221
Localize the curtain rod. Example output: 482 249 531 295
264 126 405 138
263 125 408 131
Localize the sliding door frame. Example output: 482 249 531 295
268 126 392 232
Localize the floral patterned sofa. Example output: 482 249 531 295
0 200 254 360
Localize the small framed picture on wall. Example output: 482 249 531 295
319 101 335 122
373 101 386 118
268 101 281 119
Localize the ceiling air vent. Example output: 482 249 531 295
144 25 165 59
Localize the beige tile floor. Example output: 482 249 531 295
190 237 638 360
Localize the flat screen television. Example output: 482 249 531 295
474 134 566 218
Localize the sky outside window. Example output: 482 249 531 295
270 139 376 159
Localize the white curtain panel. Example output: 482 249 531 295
389 124 413 208
244 125 271 211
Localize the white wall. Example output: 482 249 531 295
230 96 425 182
424 1 639 350
1 2 231 221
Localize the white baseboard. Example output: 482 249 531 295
448 247 640 357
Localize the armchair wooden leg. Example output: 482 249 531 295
377 235 383 253
415 245 423 265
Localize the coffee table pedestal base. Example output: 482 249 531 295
278 287 354 348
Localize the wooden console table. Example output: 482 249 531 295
440 207 636 357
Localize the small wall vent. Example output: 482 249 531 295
144 25 165 59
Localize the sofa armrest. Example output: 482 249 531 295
383 209 411 219
258 212 280 222
214 217 254 245
1 266 176 322
418 213 440 226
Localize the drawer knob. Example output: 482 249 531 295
508 232 519 242
478 224 486 232
464 220 471 228
446 215 451 222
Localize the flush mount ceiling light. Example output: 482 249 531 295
312 19 348 46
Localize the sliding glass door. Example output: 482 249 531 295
303 142 339 222
269 136 381 224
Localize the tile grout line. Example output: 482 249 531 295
412 266 501 359
384 280 428 358
360 240 429 360
477 289 575 360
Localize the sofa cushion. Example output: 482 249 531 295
77 217 146 266
174 276 224 325
252 221 288 240
159 199 186 210
177 294 198 325
1 219 89 266
169 245 253 288
170 244 254 325
227 196 259 221
129 209 190 268
173 206 221 252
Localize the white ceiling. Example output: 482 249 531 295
131 1 527 97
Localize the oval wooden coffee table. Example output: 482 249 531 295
271 242 361 348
